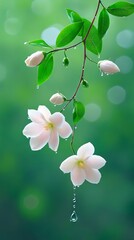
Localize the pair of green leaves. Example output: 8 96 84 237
56 9 102 55
98 2 134 39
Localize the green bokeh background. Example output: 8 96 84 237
0 0 134 239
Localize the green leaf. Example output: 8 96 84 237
73 101 85 124
82 19 102 55
66 9 82 22
107 2 134 17
98 9 110 39
56 22 83 47
25 39 51 48
38 53 53 86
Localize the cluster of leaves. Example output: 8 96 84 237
25 1 134 125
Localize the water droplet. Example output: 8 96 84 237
98 54 100 59
74 47 77 50
24 42 27 45
62 108 65 111
54 104 56 107
101 72 103 77
106 73 109 76
70 210 78 223
55 151 57 154
65 138 68 141
36 85 39 90
73 198 76 203
74 126 77 130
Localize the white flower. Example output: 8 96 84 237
25 51 44 67
60 142 106 186
23 105 72 151
49 93 66 105
98 60 120 75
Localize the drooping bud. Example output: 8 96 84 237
81 79 89 88
25 51 44 67
63 57 69 67
49 93 66 105
98 60 120 75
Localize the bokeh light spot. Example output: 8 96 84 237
116 29 134 48
41 26 60 46
107 86 126 105
31 0 52 16
84 103 101 122
4 18 21 35
115 56 133 74
19 188 46 219
0 63 7 81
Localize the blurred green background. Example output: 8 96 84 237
0 0 134 239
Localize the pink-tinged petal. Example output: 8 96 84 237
87 155 106 169
77 142 95 160
85 168 101 184
60 155 77 173
49 112 65 127
38 105 51 122
48 130 59 151
58 121 72 138
71 167 86 186
28 109 44 124
23 122 44 138
30 131 50 151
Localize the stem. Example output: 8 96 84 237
70 126 76 154
83 0 101 42
48 41 82 55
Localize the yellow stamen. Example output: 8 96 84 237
44 123 54 130
77 160 85 168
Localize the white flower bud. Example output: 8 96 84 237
98 60 120 75
49 93 66 105
25 51 44 67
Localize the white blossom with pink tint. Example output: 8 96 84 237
23 105 72 151
98 60 120 75
60 142 106 186
25 51 44 67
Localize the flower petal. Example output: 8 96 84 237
28 109 44 123
58 121 72 138
48 130 59 151
77 142 95 160
49 112 65 127
38 105 51 122
23 122 44 138
30 131 50 151
60 155 77 173
71 167 85 186
85 168 101 184
87 155 106 169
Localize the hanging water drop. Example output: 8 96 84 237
54 104 56 107
74 47 77 50
70 210 78 222
65 139 68 141
101 72 103 77
74 126 77 130
36 85 39 90
55 151 57 154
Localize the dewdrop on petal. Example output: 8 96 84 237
98 60 120 75
49 93 66 105
25 51 44 67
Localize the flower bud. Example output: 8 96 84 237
25 51 44 67
81 79 89 88
98 60 120 75
63 57 69 67
49 93 66 105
